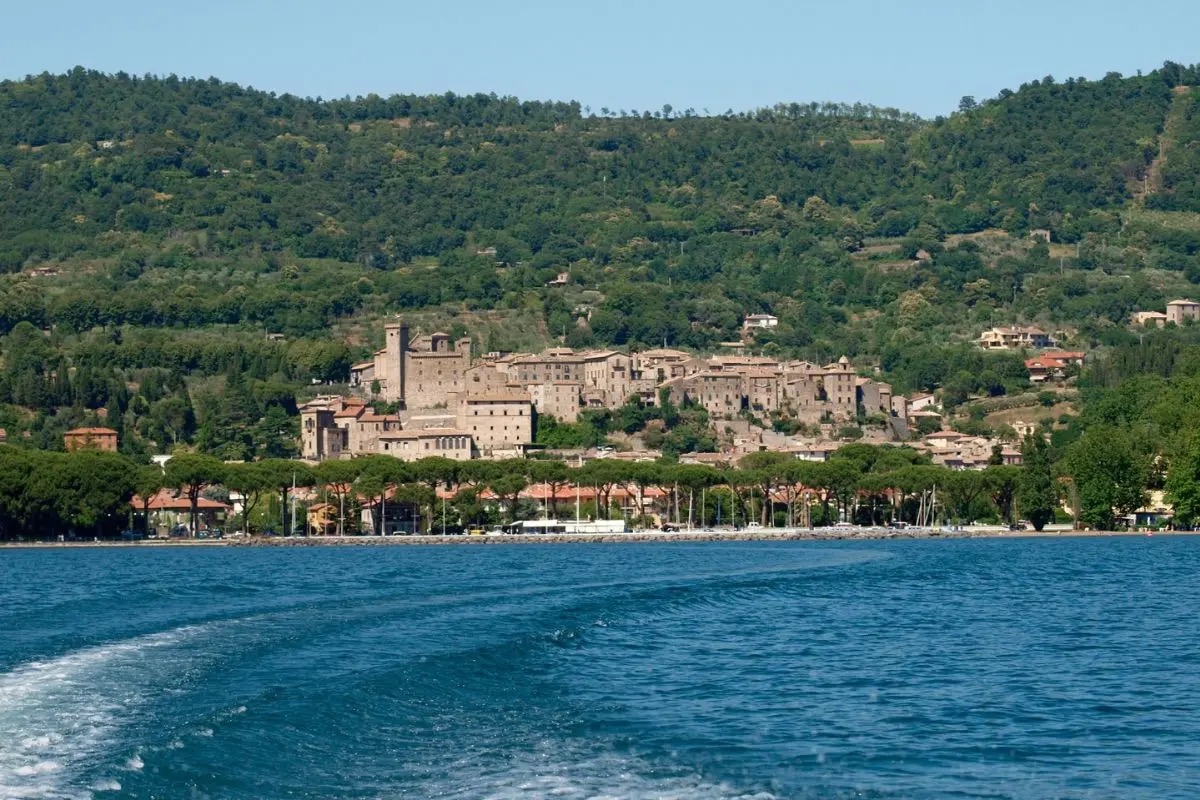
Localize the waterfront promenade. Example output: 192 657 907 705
2 524 1182 548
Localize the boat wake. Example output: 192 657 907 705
0 625 210 799
388 746 781 800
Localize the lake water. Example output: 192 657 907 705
0 536 1198 799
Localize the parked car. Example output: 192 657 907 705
120 529 144 541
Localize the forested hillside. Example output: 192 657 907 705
1 62 1200 460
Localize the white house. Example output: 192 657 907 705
743 314 779 330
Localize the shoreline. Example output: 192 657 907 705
2 526 1195 549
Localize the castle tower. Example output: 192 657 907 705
384 323 409 405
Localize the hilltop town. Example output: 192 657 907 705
293 296 1199 475
297 316 1036 471
2 66 1200 540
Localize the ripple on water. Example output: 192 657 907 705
1 538 1199 799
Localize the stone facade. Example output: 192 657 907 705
1166 299 1200 326
457 394 535 457
64 427 119 452
378 429 474 461
323 318 906 461
528 381 583 423
349 324 472 408
300 403 342 461
661 371 747 417
978 326 1056 350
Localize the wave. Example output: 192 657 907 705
378 748 781 800
0 624 210 799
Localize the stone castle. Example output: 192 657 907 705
300 320 903 463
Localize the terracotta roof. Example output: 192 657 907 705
358 413 401 423
65 427 118 436
134 489 231 511
1027 352 1083 369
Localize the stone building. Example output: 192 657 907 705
744 370 782 413
64 427 119 452
1166 299 1200 326
378 429 474 461
350 323 472 409
856 378 894 418
299 400 343 461
457 393 535 457
463 363 512 397
299 396 401 460
661 371 746 417
978 326 1056 350
821 356 858 410
528 381 583 423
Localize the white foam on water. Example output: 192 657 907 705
90 778 121 792
122 754 143 771
0 625 209 799
396 749 779 800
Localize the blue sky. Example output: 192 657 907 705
3 0 1196 117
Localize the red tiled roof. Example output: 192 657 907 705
133 489 231 511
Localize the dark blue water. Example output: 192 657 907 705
1 537 1198 799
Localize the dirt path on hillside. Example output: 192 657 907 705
1140 85 1193 202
